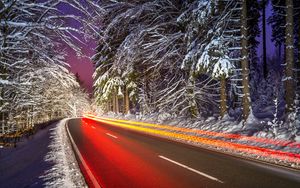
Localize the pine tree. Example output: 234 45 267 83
0 0 100 133
261 0 269 78
93 0 185 115
268 0 285 60
248 0 261 65
92 0 251 120
296 1 300 101
247 0 261 110
124 86 130 114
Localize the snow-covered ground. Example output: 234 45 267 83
0 119 86 188
41 119 86 187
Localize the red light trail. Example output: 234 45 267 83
82 115 300 165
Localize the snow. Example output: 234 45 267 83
41 119 87 188
0 120 86 187
0 0 95 134
0 79 13 85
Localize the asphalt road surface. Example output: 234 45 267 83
67 118 300 188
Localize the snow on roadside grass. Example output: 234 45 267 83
40 119 87 188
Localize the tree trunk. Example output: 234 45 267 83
220 76 227 118
31 105 34 127
285 0 294 112
26 109 29 128
187 73 198 118
107 101 110 113
124 86 130 114
0 8 8 134
1 112 4 134
241 0 251 120
262 0 267 78
297 19 300 98
0 59 7 134
0 83 4 134
115 94 119 114
112 92 116 113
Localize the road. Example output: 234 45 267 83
67 118 300 188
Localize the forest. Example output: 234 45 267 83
92 0 300 138
0 0 299 140
0 0 101 134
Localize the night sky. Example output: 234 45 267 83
66 44 95 94
58 2 96 94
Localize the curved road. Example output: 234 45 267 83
67 118 300 188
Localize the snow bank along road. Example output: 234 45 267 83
67 118 300 188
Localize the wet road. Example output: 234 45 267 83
67 118 300 188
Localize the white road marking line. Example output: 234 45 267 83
106 133 118 139
159 155 223 183
91 126 96 129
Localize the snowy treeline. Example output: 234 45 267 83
93 0 300 127
93 0 235 117
0 0 100 134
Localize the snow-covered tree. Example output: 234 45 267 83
93 0 186 115
93 0 242 118
0 0 100 134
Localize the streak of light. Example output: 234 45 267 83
83 114 300 164
86 115 300 149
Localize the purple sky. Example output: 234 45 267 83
58 2 95 94
66 46 95 94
